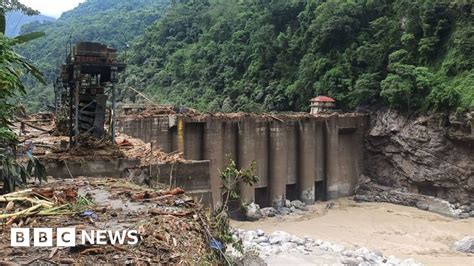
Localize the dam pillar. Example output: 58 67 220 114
315 121 325 201
286 121 298 195
238 117 256 203
298 119 316 204
204 119 224 207
177 117 185 154
269 121 287 208
255 120 270 207
184 122 204 160
326 115 341 200
153 116 171 153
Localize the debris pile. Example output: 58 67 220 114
0 187 79 223
14 128 183 165
121 104 200 117
0 178 217 264
116 133 184 165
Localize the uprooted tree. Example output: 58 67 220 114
0 2 47 193
210 158 258 257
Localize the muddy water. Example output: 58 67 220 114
231 198 473 265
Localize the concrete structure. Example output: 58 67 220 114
42 158 213 206
117 113 368 208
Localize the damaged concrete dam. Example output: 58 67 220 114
116 109 473 217
116 112 368 208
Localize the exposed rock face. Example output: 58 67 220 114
364 110 474 205
355 182 467 218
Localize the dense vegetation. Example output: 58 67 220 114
1 1 47 192
15 0 170 111
15 0 474 113
124 0 473 113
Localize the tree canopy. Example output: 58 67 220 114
123 0 473 113
14 0 474 114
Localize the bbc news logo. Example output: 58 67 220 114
11 228 139 247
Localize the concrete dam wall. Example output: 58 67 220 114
117 113 368 208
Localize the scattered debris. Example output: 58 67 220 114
0 178 218 264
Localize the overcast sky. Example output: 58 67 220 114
19 0 85 18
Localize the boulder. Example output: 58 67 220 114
261 207 278 217
269 231 291 245
290 200 306 210
245 203 262 221
243 230 257 242
340 256 360 265
281 242 297 251
453 236 474 253
254 236 269 243
415 201 429 211
278 207 291 215
290 235 305 245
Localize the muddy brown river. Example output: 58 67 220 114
231 198 473 265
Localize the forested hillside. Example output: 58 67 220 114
16 0 473 113
124 0 473 113
5 11 54 37
16 0 170 111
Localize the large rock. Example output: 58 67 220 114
453 236 474 253
364 110 473 205
290 200 306 210
245 203 262 221
278 207 291 215
261 207 278 217
355 182 461 218
243 230 257 242
268 231 291 245
289 235 305 245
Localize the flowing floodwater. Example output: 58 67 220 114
231 198 473 265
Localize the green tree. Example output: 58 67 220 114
0 2 47 193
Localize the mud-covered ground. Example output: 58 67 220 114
232 198 474 265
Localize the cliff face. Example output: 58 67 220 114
364 110 473 205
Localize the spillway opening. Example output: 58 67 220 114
255 187 270 207
286 184 298 201
315 181 325 201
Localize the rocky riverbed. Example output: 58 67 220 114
229 228 421 265
245 199 309 221
232 198 474 265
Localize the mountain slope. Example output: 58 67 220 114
5 11 55 37
124 0 473 113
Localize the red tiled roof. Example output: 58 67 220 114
310 96 335 102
